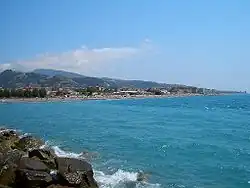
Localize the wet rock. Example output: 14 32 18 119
15 169 53 188
13 136 44 152
29 149 57 169
136 171 150 182
18 157 50 172
55 157 98 188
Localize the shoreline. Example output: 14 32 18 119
0 128 99 187
0 93 222 103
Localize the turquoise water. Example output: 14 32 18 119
0 95 250 188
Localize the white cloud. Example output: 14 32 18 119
0 40 152 74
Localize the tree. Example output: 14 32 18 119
3 88 10 98
0 89 4 98
10 88 17 97
32 88 40 97
16 89 24 97
24 89 32 98
39 88 47 98
86 87 98 96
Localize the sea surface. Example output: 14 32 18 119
0 95 250 188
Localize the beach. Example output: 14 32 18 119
0 93 212 103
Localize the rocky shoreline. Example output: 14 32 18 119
0 128 98 188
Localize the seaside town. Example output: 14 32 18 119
0 69 244 102
0 85 224 101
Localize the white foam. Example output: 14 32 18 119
19 132 31 139
52 145 83 159
94 169 161 188
94 169 137 186
0 128 17 133
38 141 161 188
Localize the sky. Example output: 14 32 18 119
0 0 250 91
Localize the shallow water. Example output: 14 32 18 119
0 95 250 188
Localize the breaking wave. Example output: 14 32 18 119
42 141 161 188
94 170 160 188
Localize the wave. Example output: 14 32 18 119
94 170 160 188
52 145 84 158
40 140 161 188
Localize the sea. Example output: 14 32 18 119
0 94 250 188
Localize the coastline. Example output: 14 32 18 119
0 93 218 103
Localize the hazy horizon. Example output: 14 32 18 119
1 1 249 91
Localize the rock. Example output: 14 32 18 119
55 158 92 173
0 130 19 153
0 149 24 166
13 136 44 152
0 185 12 188
18 157 50 172
136 171 150 182
47 185 74 188
58 171 82 186
29 149 56 161
29 149 57 169
2 131 16 138
55 157 98 188
0 149 24 186
15 169 53 188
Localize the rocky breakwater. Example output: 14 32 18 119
0 128 98 188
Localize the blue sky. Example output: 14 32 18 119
0 0 249 91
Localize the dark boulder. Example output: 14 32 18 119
18 157 49 172
55 158 92 173
15 169 53 188
55 157 98 188
29 149 57 169
13 136 44 152
0 149 24 186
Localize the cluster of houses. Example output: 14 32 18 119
42 85 219 98
0 83 220 98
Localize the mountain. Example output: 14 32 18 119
33 69 174 88
0 70 77 88
33 69 84 78
0 69 175 89
101 77 173 88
